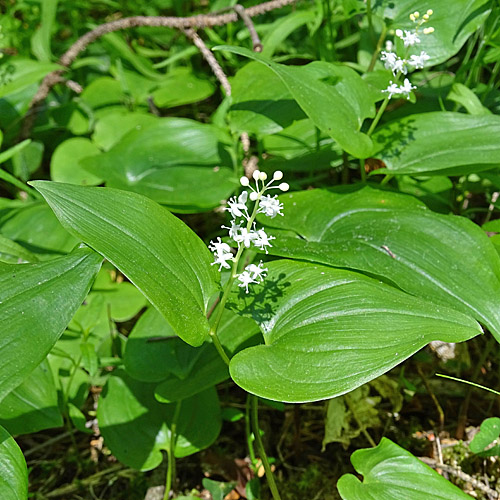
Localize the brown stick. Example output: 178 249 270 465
20 0 298 139
182 28 232 96
234 4 263 52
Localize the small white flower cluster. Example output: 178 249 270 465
381 9 434 100
208 170 289 293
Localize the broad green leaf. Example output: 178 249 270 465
0 59 60 99
260 10 316 57
0 245 101 402
154 309 260 403
378 0 490 65
447 83 491 115
0 360 62 435
229 261 480 403
31 181 220 346
12 140 43 181
98 370 221 471
51 138 103 186
91 111 159 151
81 118 237 212
0 200 78 257
337 438 472 499
263 187 500 340
229 61 306 136
0 234 38 264
124 308 203 383
152 68 215 108
215 46 374 157
371 112 500 175
0 425 28 500
469 417 500 456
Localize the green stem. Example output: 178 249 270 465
367 25 387 73
209 187 265 366
367 96 390 137
246 394 257 467
0 168 40 198
251 395 282 500
164 400 182 500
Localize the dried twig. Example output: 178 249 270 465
20 0 298 138
234 4 263 52
182 28 231 96
419 456 499 499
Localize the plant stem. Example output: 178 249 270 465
367 95 390 137
251 395 282 500
209 186 265 366
246 394 257 467
367 25 387 72
164 400 182 500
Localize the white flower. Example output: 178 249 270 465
208 237 234 270
237 270 257 293
380 51 407 75
222 220 242 240
233 227 257 248
395 29 420 47
408 51 430 69
258 195 284 218
225 191 249 219
382 78 416 99
399 78 416 97
247 261 268 283
253 229 275 253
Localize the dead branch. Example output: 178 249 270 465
20 0 298 139
234 4 263 52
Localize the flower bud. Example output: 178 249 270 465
423 27 434 34
252 170 261 181
273 170 283 180
259 172 268 181
426 9 433 16
278 182 289 192
240 176 250 187
249 191 258 201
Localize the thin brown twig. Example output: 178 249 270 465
182 28 232 96
234 4 263 52
419 456 499 499
20 0 298 139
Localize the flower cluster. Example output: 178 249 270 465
208 170 289 293
381 9 434 99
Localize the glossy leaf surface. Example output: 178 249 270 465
337 438 472 499
215 46 374 157
81 118 236 212
0 246 102 402
229 261 480 403
0 425 28 500
372 112 500 175
31 181 219 346
98 370 221 471
262 187 500 341
0 360 62 435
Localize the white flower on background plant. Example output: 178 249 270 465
380 51 407 75
395 29 421 47
246 262 268 283
208 237 234 270
234 227 257 248
253 229 275 253
382 78 416 99
408 51 430 69
225 191 249 219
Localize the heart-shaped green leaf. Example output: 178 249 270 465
229 260 480 403
371 112 500 176
0 245 102 402
337 438 472 499
262 187 500 341
469 417 500 456
31 181 219 346
97 370 221 471
215 46 374 157
0 425 28 500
